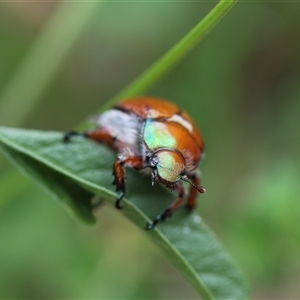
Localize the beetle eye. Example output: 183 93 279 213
149 155 159 167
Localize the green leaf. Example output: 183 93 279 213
0 127 249 299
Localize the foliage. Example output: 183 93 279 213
0 127 248 299
1 0 300 298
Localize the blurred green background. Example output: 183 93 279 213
1 1 300 299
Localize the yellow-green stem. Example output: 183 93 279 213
99 0 239 112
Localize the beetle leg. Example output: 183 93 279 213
146 182 185 230
64 129 143 209
63 130 85 142
185 173 205 211
113 156 144 209
64 128 121 151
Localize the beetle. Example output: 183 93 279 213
64 97 206 229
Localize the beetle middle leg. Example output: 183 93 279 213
146 182 185 230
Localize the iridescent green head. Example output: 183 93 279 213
149 149 185 184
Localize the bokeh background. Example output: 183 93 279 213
1 1 300 299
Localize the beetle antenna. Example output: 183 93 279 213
181 175 206 194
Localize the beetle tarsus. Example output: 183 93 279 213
63 130 86 143
146 222 156 230
115 190 125 209
146 215 161 230
146 209 170 230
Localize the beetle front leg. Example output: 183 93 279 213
146 182 185 230
112 156 144 209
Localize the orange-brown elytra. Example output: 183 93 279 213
64 97 206 229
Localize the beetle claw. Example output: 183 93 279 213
115 191 124 209
146 222 155 230
63 130 85 143
146 218 159 230
146 211 166 230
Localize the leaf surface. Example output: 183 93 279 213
0 127 249 299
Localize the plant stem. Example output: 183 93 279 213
101 0 239 111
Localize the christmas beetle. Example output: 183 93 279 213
64 97 206 229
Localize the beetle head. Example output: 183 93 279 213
149 149 206 194
149 149 185 185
